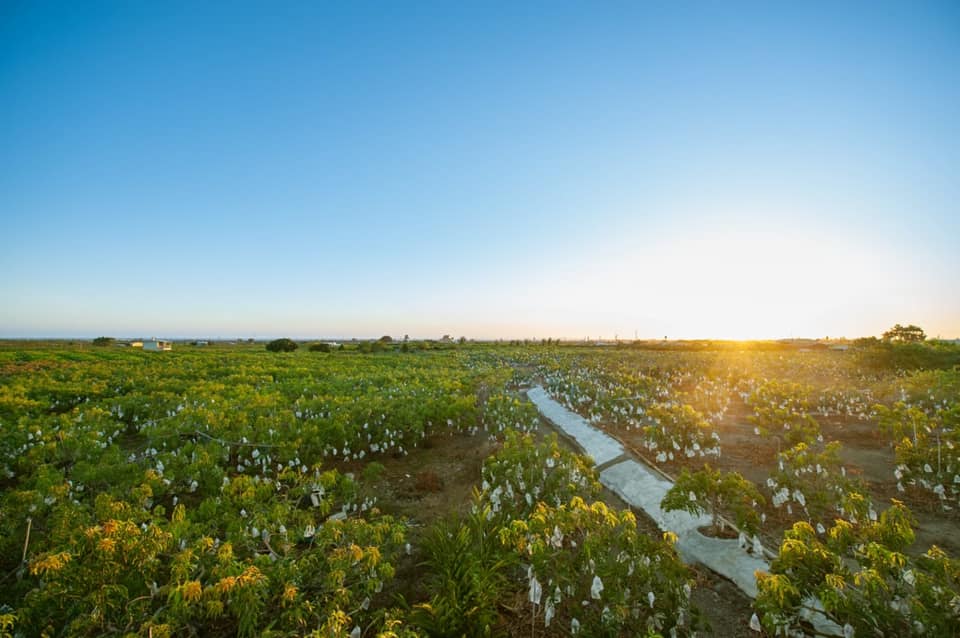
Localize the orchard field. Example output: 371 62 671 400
0 339 958 637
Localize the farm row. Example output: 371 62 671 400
522 347 960 634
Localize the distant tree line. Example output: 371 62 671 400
882 324 926 343
857 324 959 371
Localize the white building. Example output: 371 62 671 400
143 340 172 352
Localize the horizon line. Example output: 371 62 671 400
3 334 958 343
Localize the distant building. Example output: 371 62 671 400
143 340 172 352
130 341 144 348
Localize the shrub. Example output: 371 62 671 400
481 394 540 435
502 499 696 635
661 465 764 535
747 380 821 447
875 401 960 508
478 431 599 521
755 500 960 637
466 433 696 636
641 403 720 464
766 440 864 525
411 509 514 637
265 338 298 353
859 341 960 371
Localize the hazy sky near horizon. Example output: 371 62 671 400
2 1 959 340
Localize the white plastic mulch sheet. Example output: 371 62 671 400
526 385 767 597
525 386 625 466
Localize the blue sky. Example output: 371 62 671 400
2 1 958 340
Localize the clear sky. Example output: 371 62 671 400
2 1 958 340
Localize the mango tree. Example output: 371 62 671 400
661 465 764 535
755 499 960 637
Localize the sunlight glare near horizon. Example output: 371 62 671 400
586 229 897 341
